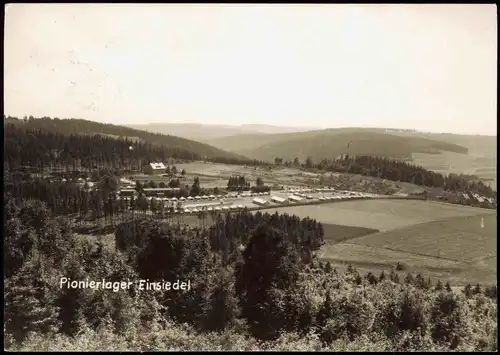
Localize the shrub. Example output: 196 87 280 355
435 280 444 291
374 286 429 339
463 284 473 298
484 285 497 299
430 292 467 350
404 273 414 285
389 270 400 284
325 292 375 342
365 272 378 285
395 262 407 271
445 282 452 292
378 271 386 282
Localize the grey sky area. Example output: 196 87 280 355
4 4 497 135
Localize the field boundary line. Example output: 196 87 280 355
341 241 463 263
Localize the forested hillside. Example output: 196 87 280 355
4 116 254 163
206 129 469 161
4 195 497 352
373 129 496 158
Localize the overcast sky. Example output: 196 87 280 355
4 4 497 135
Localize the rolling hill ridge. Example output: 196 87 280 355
126 122 319 141
5 117 253 162
205 128 470 161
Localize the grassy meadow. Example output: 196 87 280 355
267 199 496 286
350 213 496 262
261 199 488 231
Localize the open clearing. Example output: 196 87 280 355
175 162 252 177
350 213 496 262
473 255 497 271
174 162 315 187
269 199 496 286
261 199 488 232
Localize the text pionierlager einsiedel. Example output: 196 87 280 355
60 278 191 292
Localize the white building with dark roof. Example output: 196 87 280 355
288 195 303 202
271 196 287 204
144 162 166 175
252 198 269 206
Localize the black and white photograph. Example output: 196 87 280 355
4 3 497 351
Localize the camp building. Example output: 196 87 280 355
144 162 166 175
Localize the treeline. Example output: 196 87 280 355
116 211 324 264
5 169 273 225
4 121 267 170
250 185 271 193
4 172 226 224
296 155 494 198
4 171 130 220
163 165 185 176
227 176 251 191
139 179 182 189
4 195 497 351
226 176 271 193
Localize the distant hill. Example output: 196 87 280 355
387 131 496 158
4 117 252 162
205 128 470 162
237 124 320 135
126 123 318 141
384 130 496 188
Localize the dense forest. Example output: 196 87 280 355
4 117 266 167
279 155 495 198
116 211 324 261
4 171 218 222
4 195 497 351
4 168 274 224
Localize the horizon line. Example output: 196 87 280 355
4 114 497 137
